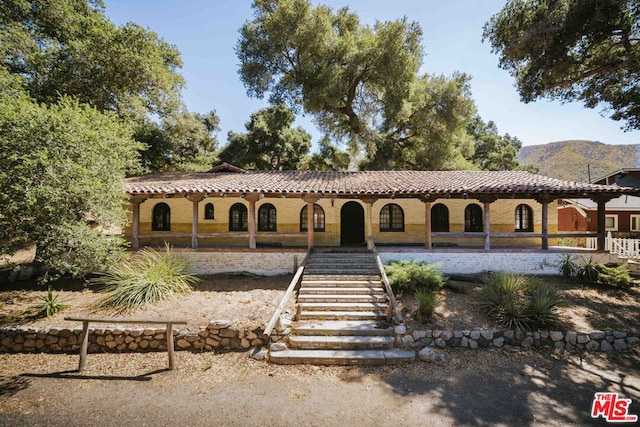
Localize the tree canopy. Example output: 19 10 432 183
237 0 478 170
0 70 141 278
219 104 311 170
483 0 640 130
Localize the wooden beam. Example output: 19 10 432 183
244 193 264 249
424 201 432 250
483 200 492 250
187 194 205 249
303 195 321 249
541 200 549 250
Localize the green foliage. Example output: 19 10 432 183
33 286 69 318
467 116 532 171
304 136 351 171
385 261 446 293
92 245 199 312
478 272 562 330
595 263 633 289
576 257 601 285
237 0 481 170
414 289 443 321
219 104 311 170
517 140 638 182
0 0 184 121
484 0 640 130
556 254 579 278
0 71 140 277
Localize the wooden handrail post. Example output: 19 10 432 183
167 323 175 370
78 320 89 372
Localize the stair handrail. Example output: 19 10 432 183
368 237 404 325
262 250 310 340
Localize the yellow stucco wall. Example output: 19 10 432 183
124 197 558 247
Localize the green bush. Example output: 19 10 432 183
33 286 69 318
594 263 632 288
577 259 633 288
414 289 443 321
91 244 199 312
478 272 562 331
385 260 446 293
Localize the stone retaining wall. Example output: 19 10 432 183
398 328 640 352
0 320 265 354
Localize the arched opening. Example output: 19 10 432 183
464 204 483 232
258 203 277 231
431 203 449 232
340 201 365 246
152 202 171 231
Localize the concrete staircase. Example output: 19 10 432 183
269 251 414 365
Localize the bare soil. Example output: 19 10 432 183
1 274 639 333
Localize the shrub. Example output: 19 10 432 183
556 253 578 278
33 286 69 318
414 289 443 321
478 272 562 331
576 257 599 285
91 244 199 312
594 263 632 289
385 260 446 293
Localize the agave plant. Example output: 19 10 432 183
91 244 199 312
34 286 69 318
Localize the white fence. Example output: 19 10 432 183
587 232 640 259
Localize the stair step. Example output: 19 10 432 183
292 320 393 336
298 310 387 320
288 335 394 350
301 279 382 286
301 302 388 311
269 349 415 365
297 294 388 303
298 286 385 295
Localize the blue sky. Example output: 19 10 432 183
103 0 640 149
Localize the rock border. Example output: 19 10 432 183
1 323 638 355
397 328 640 352
0 320 266 354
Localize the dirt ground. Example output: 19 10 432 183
2 274 638 334
1 273 640 425
0 347 638 426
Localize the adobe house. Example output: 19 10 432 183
559 168 640 238
123 164 635 275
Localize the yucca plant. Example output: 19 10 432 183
556 253 578 278
34 286 69 318
528 281 563 327
414 289 443 321
478 272 562 331
577 257 599 285
91 244 199 312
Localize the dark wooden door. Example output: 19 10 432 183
340 201 365 246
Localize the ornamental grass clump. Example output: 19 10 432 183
478 271 562 331
91 244 198 313
414 289 443 321
33 286 69 318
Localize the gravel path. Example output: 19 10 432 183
1 347 638 426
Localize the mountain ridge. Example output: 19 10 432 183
517 140 640 182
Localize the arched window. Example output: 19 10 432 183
229 203 248 231
258 203 277 231
204 203 214 220
380 203 404 232
152 203 171 231
464 204 483 232
300 204 325 232
431 203 449 232
515 204 533 232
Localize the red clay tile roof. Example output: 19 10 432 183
124 170 638 199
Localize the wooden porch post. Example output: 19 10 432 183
303 195 321 249
362 197 377 249
187 194 205 249
594 197 612 251
535 196 553 250
244 193 263 249
480 196 496 250
129 195 148 249
424 200 433 250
